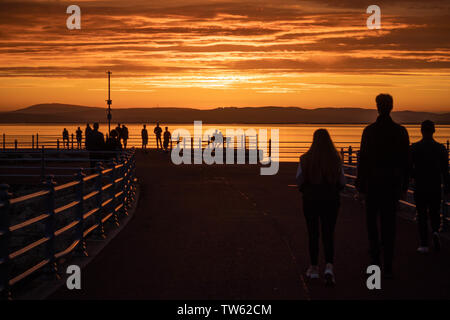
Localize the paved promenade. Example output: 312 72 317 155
51 150 450 300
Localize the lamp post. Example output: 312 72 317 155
106 71 112 135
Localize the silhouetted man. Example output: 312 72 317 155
141 125 148 150
85 123 92 150
163 127 172 152
88 123 105 168
76 127 82 149
154 122 163 150
356 94 410 278
122 124 129 149
62 128 69 149
411 120 449 253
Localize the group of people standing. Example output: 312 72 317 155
297 94 449 286
62 122 173 154
141 122 172 152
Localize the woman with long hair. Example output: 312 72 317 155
296 129 346 286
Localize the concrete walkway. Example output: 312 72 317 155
50 150 450 300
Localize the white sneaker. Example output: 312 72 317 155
306 265 319 279
324 263 335 286
417 246 430 254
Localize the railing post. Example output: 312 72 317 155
71 134 74 150
43 176 59 278
356 150 360 168
75 170 87 256
2 134 5 151
123 155 131 211
0 184 12 300
14 140 17 151
110 161 119 227
41 146 45 180
348 146 353 165
269 139 272 158
94 164 106 239
119 155 129 216
57 139 60 151
32 135 35 150
36 133 39 149
131 151 136 199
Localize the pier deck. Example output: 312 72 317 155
50 150 450 300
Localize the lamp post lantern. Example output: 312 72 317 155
106 71 112 135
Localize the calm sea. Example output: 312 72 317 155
1 123 449 162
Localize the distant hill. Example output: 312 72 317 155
0 103 449 124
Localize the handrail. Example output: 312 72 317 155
0 148 137 299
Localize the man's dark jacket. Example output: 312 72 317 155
411 138 449 194
356 115 410 198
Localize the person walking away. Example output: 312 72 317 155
154 122 163 150
115 123 123 148
88 123 105 168
141 125 148 151
85 124 92 150
76 127 82 149
122 124 129 149
356 94 410 279
163 127 172 153
296 129 345 286
105 129 122 161
62 128 69 149
411 120 449 253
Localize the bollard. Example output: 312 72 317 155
43 176 59 278
74 170 88 256
0 184 12 300
94 163 106 239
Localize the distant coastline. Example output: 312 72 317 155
1 103 449 124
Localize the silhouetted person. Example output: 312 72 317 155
115 123 122 138
114 123 122 147
141 125 148 150
122 124 129 149
163 127 172 152
356 94 410 278
62 128 69 149
76 127 82 149
88 123 105 168
154 122 163 150
211 129 223 149
105 129 122 160
411 120 449 253
85 124 92 150
296 129 345 286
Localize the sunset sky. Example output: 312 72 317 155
0 0 449 112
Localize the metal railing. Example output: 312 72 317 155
342 163 450 230
0 149 137 299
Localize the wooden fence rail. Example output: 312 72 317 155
0 149 137 299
